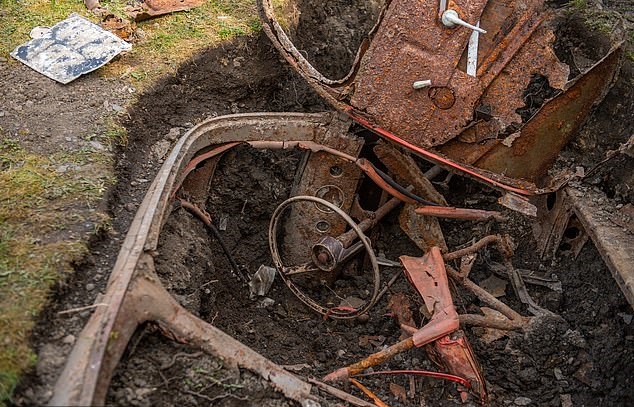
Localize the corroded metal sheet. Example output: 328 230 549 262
283 118 364 264
567 186 634 309
475 47 622 181
459 26 569 143
10 14 131 84
350 0 488 148
259 0 620 197
131 0 205 21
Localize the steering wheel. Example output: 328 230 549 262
269 195 381 319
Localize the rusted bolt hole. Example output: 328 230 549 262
314 185 345 213
316 220 330 233
428 86 456 110
329 165 343 177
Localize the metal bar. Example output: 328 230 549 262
567 186 634 308
415 205 506 222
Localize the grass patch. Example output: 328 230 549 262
0 136 113 404
103 117 128 147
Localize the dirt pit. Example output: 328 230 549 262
14 0 634 406
104 144 633 406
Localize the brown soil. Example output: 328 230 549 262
9 1 634 406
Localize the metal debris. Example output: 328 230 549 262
414 205 506 222
566 186 634 308
128 0 206 21
11 14 131 84
259 0 622 196
324 248 488 404
249 265 277 299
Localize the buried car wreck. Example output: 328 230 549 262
48 0 633 406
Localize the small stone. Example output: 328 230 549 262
125 203 136 212
553 367 564 380
25 100 34 108
62 334 76 345
56 164 69 173
135 387 154 398
513 396 532 406
64 136 72 142
575 166 585 177
89 140 105 151
0 57 8 63
560 394 573 407
0 111 5 117
135 28 147 39
150 140 171 160
134 377 147 387
111 104 125 113
165 127 181 141
336 349 346 358
86 283 95 291
259 297 275 308
356 313 370 323
302 400 320 407
563 329 587 348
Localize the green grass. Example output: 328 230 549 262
0 136 113 404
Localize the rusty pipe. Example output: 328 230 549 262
337 190 409 248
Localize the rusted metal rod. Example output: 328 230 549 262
307 378 375 407
323 337 415 381
349 378 391 407
415 206 506 222
445 264 523 322
443 235 506 262
338 189 410 248
458 314 524 330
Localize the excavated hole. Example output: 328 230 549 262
106 143 634 407
102 1 633 406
